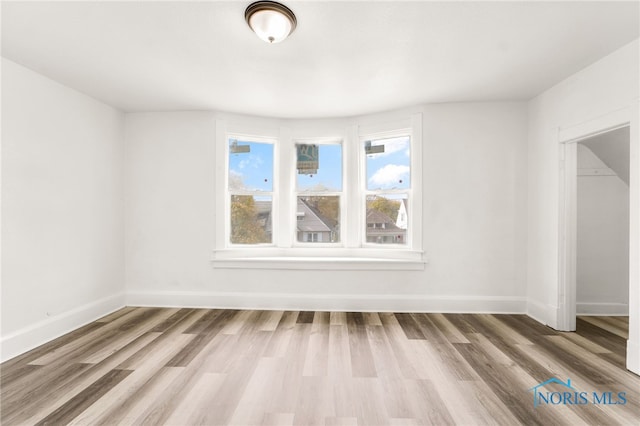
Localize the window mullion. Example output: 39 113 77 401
345 125 361 248
276 127 293 248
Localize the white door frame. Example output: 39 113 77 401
557 103 639 374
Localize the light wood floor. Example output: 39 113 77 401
1 309 639 425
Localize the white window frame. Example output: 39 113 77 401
226 134 278 247
293 138 344 248
354 113 423 256
360 131 413 249
213 113 424 270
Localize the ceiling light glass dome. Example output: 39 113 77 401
245 1 297 44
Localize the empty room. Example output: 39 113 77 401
1 1 639 425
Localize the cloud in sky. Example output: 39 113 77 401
368 164 410 188
368 136 409 158
238 155 264 170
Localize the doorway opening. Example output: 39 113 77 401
575 128 630 360
576 127 630 318
557 106 639 374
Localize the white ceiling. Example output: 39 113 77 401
2 1 638 118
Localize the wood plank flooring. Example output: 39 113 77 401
2 309 639 425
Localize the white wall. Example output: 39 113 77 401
577 144 629 314
124 102 528 312
1 59 125 361
527 39 638 323
527 38 639 372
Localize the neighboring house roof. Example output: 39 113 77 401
366 208 405 235
297 198 334 232
366 209 399 227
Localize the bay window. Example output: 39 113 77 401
214 113 424 269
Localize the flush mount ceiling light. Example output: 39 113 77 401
245 1 297 44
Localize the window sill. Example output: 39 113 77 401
212 250 426 271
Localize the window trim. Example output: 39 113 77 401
212 255 425 271
357 114 423 253
213 113 424 270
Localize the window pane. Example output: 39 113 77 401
365 136 410 190
228 140 273 192
296 196 340 243
297 144 342 192
230 195 272 244
366 194 408 245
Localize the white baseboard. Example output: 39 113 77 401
627 339 640 375
126 290 526 314
526 299 551 326
0 291 528 362
0 292 126 363
576 302 629 316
